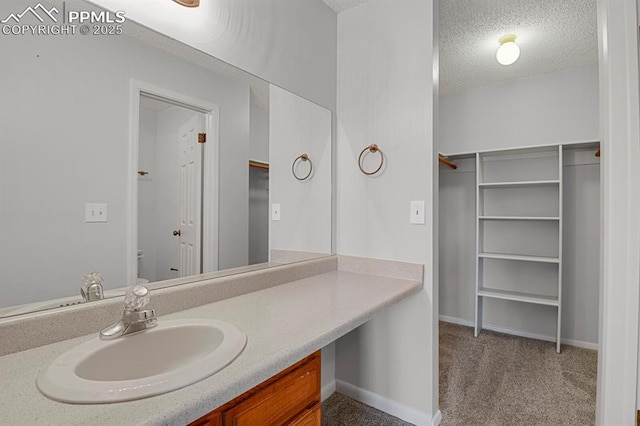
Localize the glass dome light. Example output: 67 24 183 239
496 34 520 66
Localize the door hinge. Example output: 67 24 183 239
198 133 207 143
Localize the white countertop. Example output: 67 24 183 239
0 270 421 425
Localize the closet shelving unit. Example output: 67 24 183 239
477 145 563 353
441 141 599 354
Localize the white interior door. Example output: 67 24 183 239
177 114 204 277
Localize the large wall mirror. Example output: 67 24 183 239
0 0 333 318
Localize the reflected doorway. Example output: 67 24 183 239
137 94 208 283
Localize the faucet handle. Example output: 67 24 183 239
124 285 150 312
81 271 104 302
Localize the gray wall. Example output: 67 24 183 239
438 65 600 347
440 64 599 153
91 0 337 111
249 104 269 164
248 103 270 265
335 0 438 422
248 167 269 265
269 85 332 255
1 15 249 307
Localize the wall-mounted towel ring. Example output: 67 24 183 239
358 144 384 176
292 153 313 181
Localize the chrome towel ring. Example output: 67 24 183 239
358 144 384 176
292 153 313 181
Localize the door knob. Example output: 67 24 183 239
172 230 181 236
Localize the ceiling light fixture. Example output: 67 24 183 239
172 0 200 7
496 34 520 66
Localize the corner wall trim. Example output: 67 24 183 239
438 315 599 351
321 380 336 402
431 410 442 426
335 379 432 426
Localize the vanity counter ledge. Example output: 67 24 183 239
0 265 422 426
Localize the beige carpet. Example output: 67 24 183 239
322 392 412 425
439 322 597 426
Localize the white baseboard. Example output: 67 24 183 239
439 315 599 351
321 379 336 402
431 410 442 426
335 379 434 426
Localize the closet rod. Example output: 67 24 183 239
249 161 269 170
439 155 457 170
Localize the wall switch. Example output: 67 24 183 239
410 200 425 225
85 203 108 223
272 203 281 221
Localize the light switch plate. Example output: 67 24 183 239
272 203 281 221
85 203 108 223
410 200 425 224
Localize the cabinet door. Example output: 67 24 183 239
289 404 321 426
190 410 222 426
223 356 320 426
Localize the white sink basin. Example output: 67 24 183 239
37 318 247 403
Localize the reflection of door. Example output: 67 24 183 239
177 115 204 277
133 86 218 287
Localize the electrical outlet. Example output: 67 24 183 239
85 203 108 223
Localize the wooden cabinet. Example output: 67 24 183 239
288 405 321 426
189 351 321 426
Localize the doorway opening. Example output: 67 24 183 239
137 95 207 282
128 82 219 286
436 0 600 423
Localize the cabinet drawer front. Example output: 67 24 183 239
288 404 321 426
224 358 320 426
190 411 222 426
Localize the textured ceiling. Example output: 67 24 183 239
440 0 598 94
325 0 598 94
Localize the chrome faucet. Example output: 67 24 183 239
81 272 104 302
100 285 157 340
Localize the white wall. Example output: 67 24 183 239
269 85 332 255
440 64 599 153
438 66 600 348
334 0 438 424
89 0 337 110
0 15 249 307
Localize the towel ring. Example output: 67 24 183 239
358 144 384 175
292 153 313 181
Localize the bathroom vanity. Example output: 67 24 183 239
190 351 321 426
0 256 422 425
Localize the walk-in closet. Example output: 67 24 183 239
437 0 600 423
